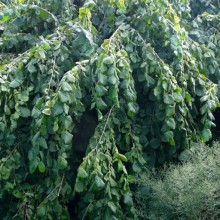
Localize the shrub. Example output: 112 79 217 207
135 142 220 220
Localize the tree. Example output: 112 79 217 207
0 0 219 219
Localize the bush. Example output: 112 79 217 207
135 142 220 220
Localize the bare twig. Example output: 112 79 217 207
48 59 56 90
57 174 65 196
107 24 124 52
45 174 65 200
0 1 7 7
82 201 94 220
94 105 114 151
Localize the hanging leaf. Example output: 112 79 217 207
78 167 88 178
58 156 68 169
201 128 212 142
103 56 114 65
61 131 73 144
38 161 46 173
9 79 22 88
20 107 31 117
42 108 51 115
95 176 105 188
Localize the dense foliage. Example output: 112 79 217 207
135 142 220 220
0 0 219 219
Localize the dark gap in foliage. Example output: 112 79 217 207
71 109 98 158
73 0 84 8
67 109 98 217
211 108 220 140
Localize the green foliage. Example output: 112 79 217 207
134 142 220 220
190 0 220 17
0 0 220 219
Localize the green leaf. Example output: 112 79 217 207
185 93 191 102
31 131 40 147
196 87 205 96
201 128 212 142
29 159 39 174
173 93 183 103
75 180 84 192
53 122 59 132
95 176 105 188
78 167 88 178
166 118 176 129
42 108 51 115
0 122 6 132
5 182 14 190
123 193 133 206
118 153 127 162
61 82 72 92
145 75 155 85
32 108 41 118
107 202 117 213
61 131 73 144
37 205 46 217
103 56 114 65
58 156 68 169
164 94 174 104
96 98 108 110
200 95 209 102
39 137 48 149
38 161 46 173
58 91 69 103
95 84 108 96
39 50 46 59
9 79 22 88
53 104 64 115
164 131 175 145
150 138 161 149
98 73 108 84
108 75 117 85
179 150 191 161
66 74 75 82
207 100 216 110
146 53 154 61
27 64 37 73
64 116 72 130
20 91 29 102
128 102 137 118
130 53 137 63
126 44 133 52
20 107 31 117
12 189 23 199
132 162 142 173
4 105 11 115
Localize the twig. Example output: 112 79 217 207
6 49 31 78
45 174 65 200
48 59 56 90
57 174 65 196
107 24 124 52
98 10 107 31
94 105 114 151
0 1 7 7
82 201 94 220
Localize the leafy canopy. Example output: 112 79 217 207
0 0 220 219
